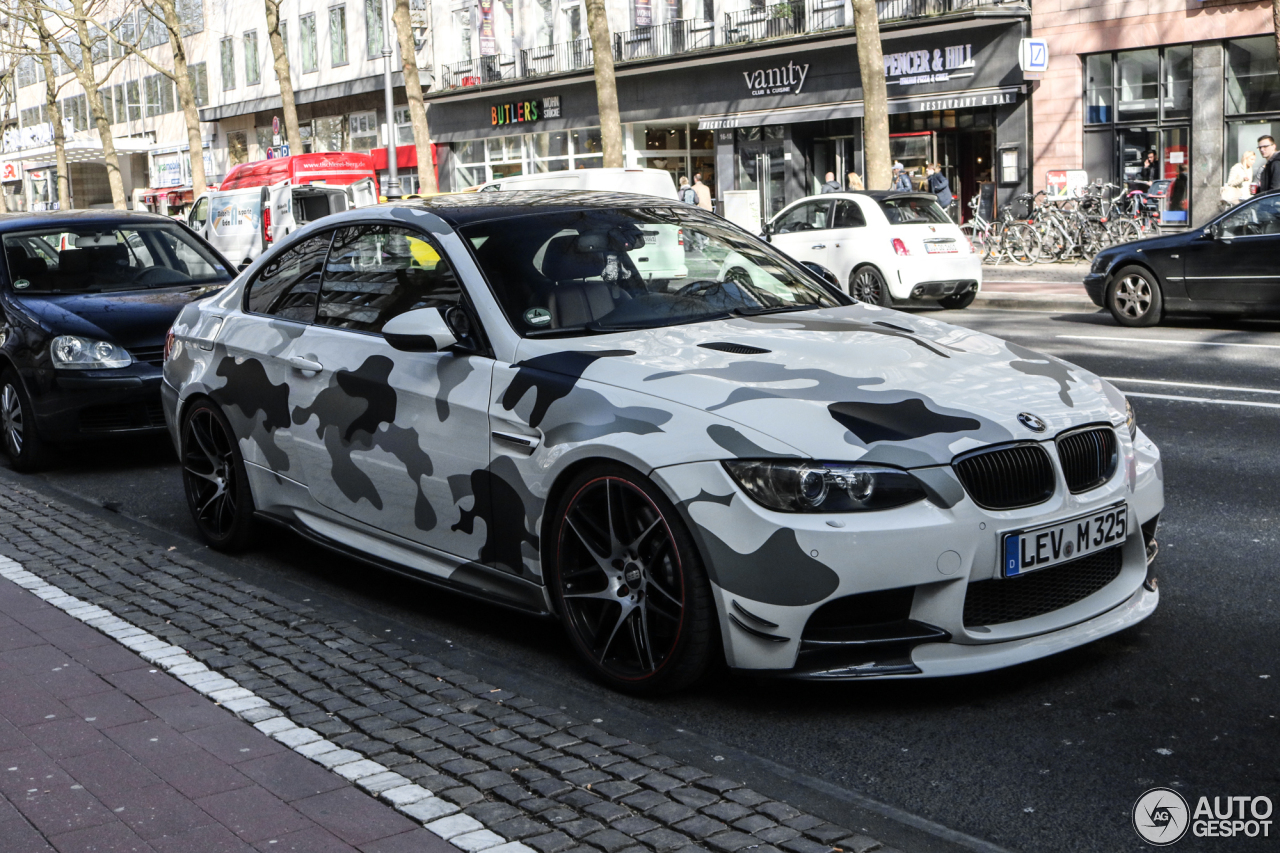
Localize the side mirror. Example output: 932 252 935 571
237 259 252 272
383 307 458 353
1198 227 1216 241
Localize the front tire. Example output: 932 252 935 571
181 400 257 551
548 466 715 695
1107 265 1164 327
850 265 893 307
0 369 49 472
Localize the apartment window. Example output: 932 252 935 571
330 6 348 66
1227 36 1280 116
176 0 204 35
245 31 261 84
101 89 114 125
89 25 108 66
144 75 161 117
300 14 318 72
140 10 168 49
126 80 142 122
221 38 236 90
394 106 413 146
16 57 37 88
111 84 125 123
314 116 346 151
366 0 384 60
189 63 209 108
228 130 249 167
349 111 379 151
281 21 290 60
19 106 47 129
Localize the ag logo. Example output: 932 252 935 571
1133 787 1189 846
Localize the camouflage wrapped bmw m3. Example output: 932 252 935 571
163 192 1163 694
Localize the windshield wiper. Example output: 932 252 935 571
729 304 818 317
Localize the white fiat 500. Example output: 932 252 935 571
765 191 982 308
163 192 1161 694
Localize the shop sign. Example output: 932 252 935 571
742 61 810 97
491 96 559 126
479 0 495 56
1 162 21 182
1019 38 1049 75
156 155 183 188
1046 170 1089 198
635 0 652 27
884 43 975 87
898 90 1016 113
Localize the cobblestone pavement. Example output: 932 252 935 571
0 480 903 853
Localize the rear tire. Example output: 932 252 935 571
1107 266 1163 327
181 399 257 551
0 369 49 473
547 465 716 695
850 265 893 307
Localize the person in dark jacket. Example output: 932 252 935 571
820 172 841 193
927 163 953 218
1257 136 1280 193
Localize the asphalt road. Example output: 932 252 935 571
8 306 1279 853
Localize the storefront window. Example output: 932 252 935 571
1226 37 1280 115
1225 120 1278 187
1162 127 1190 223
645 127 687 150
1163 46 1191 120
1117 50 1158 123
313 116 345 152
1085 54 1113 125
227 131 248 167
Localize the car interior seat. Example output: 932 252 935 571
541 234 632 327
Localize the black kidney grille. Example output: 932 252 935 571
952 444 1055 509
963 545 1124 627
699 342 772 355
1057 427 1118 494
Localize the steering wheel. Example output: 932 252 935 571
676 279 726 299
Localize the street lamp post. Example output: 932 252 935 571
382 0 400 197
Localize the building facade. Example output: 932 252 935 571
1032 0 1277 227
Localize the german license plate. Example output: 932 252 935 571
1001 504 1127 578
925 242 958 253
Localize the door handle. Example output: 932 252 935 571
492 431 540 453
810 244 826 249
287 356 324 372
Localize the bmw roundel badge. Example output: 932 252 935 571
1018 412 1047 432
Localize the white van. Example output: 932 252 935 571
476 168 688 280
188 153 380 268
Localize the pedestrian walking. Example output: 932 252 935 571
891 162 912 193
820 172 841 193
1256 136 1280 193
847 171 864 191
1222 150 1255 208
692 173 713 210
926 163 953 219
678 176 698 206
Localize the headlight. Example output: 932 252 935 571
1125 399 1138 440
50 335 132 369
723 460 927 512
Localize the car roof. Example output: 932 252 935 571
378 190 687 227
0 209 181 234
812 191 938 202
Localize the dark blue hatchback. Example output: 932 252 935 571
0 210 232 470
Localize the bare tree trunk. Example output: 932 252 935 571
67 0 127 208
853 0 889 191
32 12 71 208
264 0 303 153
584 0 622 168
155 0 207 195
392 0 436 193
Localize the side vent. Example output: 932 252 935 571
699 342 772 355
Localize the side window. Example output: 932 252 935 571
245 232 332 322
773 201 831 233
832 200 867 229
1221 196 1280 237
316 225 461 334
190 196 209 227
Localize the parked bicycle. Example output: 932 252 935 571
962 194 1040 265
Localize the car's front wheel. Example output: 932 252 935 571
850 265 893 307
1107 265 1163 327
181 399 257 551
548 466 715 695
0 369 49 472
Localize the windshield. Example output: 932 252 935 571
461 207 842 337
3 224 232 295
879 197 951 224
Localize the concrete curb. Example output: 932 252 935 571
973 291 1100 313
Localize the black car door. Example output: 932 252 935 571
1185 194 1280 306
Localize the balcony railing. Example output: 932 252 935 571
877 0 994 21
724 3 807 44
612 18 715 62
440 54 518 90
520 37 594 78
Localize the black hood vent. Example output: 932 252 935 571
699 342 771 355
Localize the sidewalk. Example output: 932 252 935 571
0 478 923 853
973 262 1098 313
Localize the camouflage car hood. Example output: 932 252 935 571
515 304 1128 467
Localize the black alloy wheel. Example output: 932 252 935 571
1107 265 1163 327
0 369 49 472
181 400 257 551
850 265 893 307
549 467 715 694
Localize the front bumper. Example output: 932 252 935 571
26 365 167 442
1083 273 1107 307
652 426 1163 679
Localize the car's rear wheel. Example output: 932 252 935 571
1107 265 1163 327
181 400 257 551
850 265 893 307
548 466 715 695
0 369 49 472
